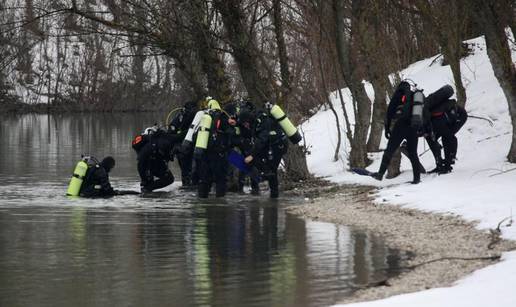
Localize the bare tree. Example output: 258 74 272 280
410 0 469 108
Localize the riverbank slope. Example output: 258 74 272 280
299 33 516 306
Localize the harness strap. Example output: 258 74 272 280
277 114 287 122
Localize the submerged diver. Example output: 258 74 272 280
371 81 424 184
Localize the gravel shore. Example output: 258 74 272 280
287 184 516 305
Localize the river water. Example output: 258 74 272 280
0 113 399 307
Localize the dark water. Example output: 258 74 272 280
0 113 399 307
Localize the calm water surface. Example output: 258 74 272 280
0 113 399 307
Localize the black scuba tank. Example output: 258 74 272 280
411 89 425 130
425 85 454 111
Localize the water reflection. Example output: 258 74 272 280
0 114 399 307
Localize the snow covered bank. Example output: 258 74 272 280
301 34 516 306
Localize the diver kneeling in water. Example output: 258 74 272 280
67 156 116 198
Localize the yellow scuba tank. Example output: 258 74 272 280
269 104 302 144
194 113 213 153
66 159 89 196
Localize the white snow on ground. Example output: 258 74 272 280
300 34 516 306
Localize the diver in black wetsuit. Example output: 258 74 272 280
135 128 182 193
168 101 198 187
371 81 423 184
195 99 235 198
425 91 468 174
79 156 116 198
243 108 289 198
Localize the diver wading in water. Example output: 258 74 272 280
167 100 199 188
241 101 302 198
195 98 235 198
66 156 138 197
132 125 183 193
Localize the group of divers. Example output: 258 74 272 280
66 97 302 199
66 79 468 200
365 80 468 184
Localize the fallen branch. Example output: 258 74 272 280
488 216 513 249
488 167 516 177
477 132 511 143
468 115 494 127
470 168 502 179
394 255 501 271
355 278 391 289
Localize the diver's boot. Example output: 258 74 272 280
438 161 453 175
371 161 387 181
411 168 421 184
371 172 384 181
250 179 260 195
181 176 192 187
140 185 152 193
429 158 444 174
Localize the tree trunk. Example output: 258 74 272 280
386 149 402 179
213 0 271 104
284 144 311 181
333 0 371 168
189 1 232 103
472 0 516 162
367 76 388 152
448 56 467 108
441 42 467 108
273 0 291 99
215 0 310 180
348 85 372 167
272 0 310 178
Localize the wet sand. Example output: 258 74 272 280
287 184 516 305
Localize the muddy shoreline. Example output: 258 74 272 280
286 183 516 305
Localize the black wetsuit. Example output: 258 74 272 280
425 99 468 172
197 110 235 198
169 107 197 186
374 82 422 183
233 120 260 194
249 112 288 198
136 131 182 192
80 163 115 198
